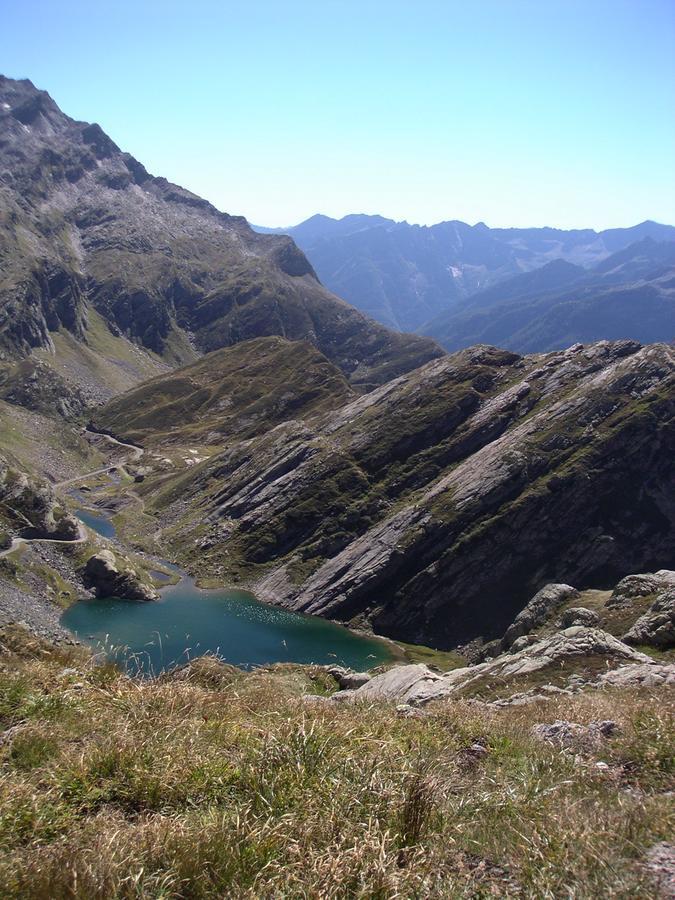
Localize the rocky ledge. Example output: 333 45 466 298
315 626 674 709
82 550 158 602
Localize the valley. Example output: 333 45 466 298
0 75 672 668
0 70 673 898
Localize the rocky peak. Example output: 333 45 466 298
0 74 442 394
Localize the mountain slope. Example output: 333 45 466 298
421 239 675 353
95 338 675 651
95 336 354 447
261 214 675 332
0 75 441 402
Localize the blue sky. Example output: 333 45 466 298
1 0 674 229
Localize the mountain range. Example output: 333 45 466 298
256 214 675 340
0 74 673 657
421 237 675 352
0 75 440 407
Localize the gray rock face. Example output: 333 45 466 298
532 719 619 749
336 664 441 704
623 589 675 648
83 550 158 602
502 584 580 648
559 607 601 628
607 573 662 607
596 663 675 688
508 635 537 653
333 627 655 707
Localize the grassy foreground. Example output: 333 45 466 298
0 626 673 898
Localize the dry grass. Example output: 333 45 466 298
0 625 672 898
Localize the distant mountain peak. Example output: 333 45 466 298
275 212 675 332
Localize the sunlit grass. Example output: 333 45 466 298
0 625 672 897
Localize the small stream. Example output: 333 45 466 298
63 507 391 675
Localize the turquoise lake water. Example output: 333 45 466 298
75 508 117 539
65 505 391 675
61 575 391 675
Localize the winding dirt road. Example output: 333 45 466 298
0 430 143 558
0 524 88 559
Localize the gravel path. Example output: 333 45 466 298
0 429 143 643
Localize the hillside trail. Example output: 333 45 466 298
53 432 144 488
0 431 144 558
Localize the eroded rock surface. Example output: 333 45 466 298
328 627 660 707
559 607 600 628
624 589 675 649
82 550 158 602
596 664 675 688
502 584 580 648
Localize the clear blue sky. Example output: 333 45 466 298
2 0 674 229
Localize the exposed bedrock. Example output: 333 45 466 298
253 341 675 648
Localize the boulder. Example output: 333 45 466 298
83 550 158 602
532 719 619 749
559 607 600 628
606 573 661 607
623 588 675 649
336 663 441 704
326 665 371 690
502 584 580 648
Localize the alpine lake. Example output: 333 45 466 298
62 507 392 676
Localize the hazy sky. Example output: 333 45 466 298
2 0 674 229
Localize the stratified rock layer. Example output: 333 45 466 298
100 337 675 650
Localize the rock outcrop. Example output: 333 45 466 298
82 550 158 602
0 455 80 541
624 589 675 649
327 627 661 707
129 338 675 650
596 663 675 688
607 573 665 606
502 584 580 649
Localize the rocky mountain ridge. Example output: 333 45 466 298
94 336 675 651
0 75 441 401
257 213 675 332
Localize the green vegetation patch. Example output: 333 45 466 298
0 629 671 897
